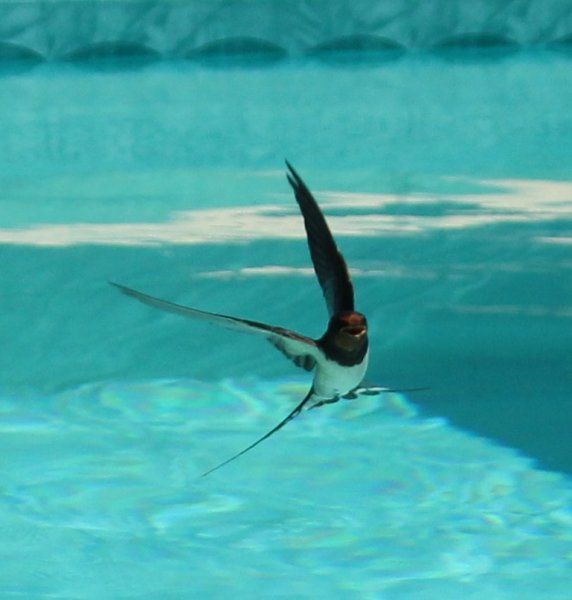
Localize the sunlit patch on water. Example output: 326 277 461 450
0 177 570 246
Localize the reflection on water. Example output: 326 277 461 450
0 177 570 246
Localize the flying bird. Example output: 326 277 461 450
112 161 373 476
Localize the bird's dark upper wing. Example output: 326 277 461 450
110 282 318 371
285 160 354 316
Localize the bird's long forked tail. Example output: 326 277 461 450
351 385 430 397
200 387 316 478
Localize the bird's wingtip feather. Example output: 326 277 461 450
285 159 302 184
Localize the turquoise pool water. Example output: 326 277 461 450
0 54 571 597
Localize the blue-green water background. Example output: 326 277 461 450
0 53 571 597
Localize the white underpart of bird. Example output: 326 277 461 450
311 351 369 399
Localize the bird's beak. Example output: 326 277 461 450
342 325 366 337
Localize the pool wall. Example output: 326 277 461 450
1 0 572 62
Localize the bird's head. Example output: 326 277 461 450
329 311 367 351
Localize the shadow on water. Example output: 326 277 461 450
0 43 44 76
308 35 406 66
431 34 520 63
63 42 161 72
186 38 288 69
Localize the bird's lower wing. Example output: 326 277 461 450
200 387 316 477
111 282 319 371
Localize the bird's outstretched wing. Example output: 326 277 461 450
110 282 319 371
285 160 354 316
200 387 316 477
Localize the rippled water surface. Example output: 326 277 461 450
0 54 571 597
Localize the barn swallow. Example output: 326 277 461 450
111 161 371 476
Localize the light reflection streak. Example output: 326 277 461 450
444 304 572 318
322 178 572 217
0 178 569 247
198 265 437 279
537 237 572 245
